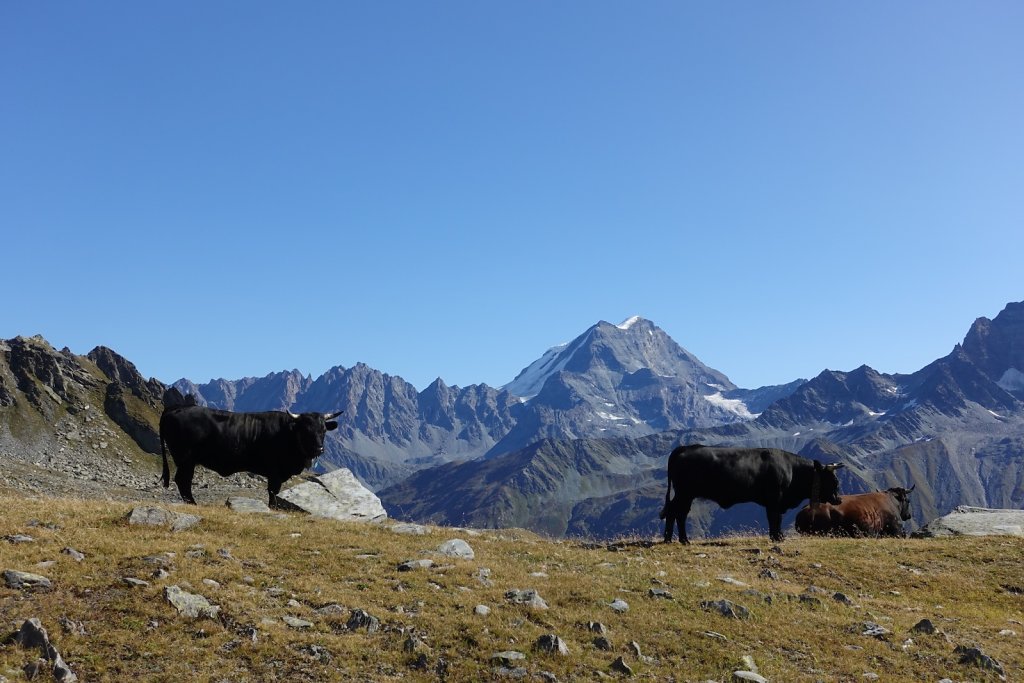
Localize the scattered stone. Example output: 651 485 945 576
534 634 569 656
3 570 51 590
226 496 271 514
758 568 779 581
475 568 494 587
163 585 220 619
505 589 549 609
910 618 937 635
12 619 78 682
741 589 773 605
126 506 201 532
59 617 86 636
799 594 824 609
492 651 527 667
594 637 613 651
123 577 150 588
998 629 1017 637
703 631 728 641
390 523 430 535
398 559 434 572
282 616 313 630
862 673 879 680
739 655 758 673
587 622 608 634
610 656 633 676
648 588 673 600
216 548 234 560
303 644 332 663
701 600 750 620
718 575 749 588
732 672 767 683
61 548 85 562
346 609 380 633
3 534 34 544
860 622 890 639
955 645 1005 677
315 603 346 615
474 605 491 617
833 592 854 606
437 539 474 560
608 599 629 613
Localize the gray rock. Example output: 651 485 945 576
910 618 937 634
610 656 633 676
505 589 549 609
608 599 629 613
123 577 150 588
718 575 749 587
474 605 492 616
861 622 890 638
701 599 750 620
3 534 34 543
283 616 313 629
914 506 1024 537
587 621 608 634
3 569 51 590
226 496 271 514
492 651 527 666
14 619 78 682
391 523 430 535
163 585 220 619
278 468 387 523
346 609 380 633
732 672 767 683
126 506 201 532
398 559 435 571
955 645 1005 676
534 634 570 656
437 538 474 560
594 636 613 651
648 588 673 600
61 547 85 562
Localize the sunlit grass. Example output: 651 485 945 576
2 493 1021 682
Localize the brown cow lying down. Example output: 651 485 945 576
795 486 915 537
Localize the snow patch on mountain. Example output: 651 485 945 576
997 367 1024 393
704 392 757 420
617 315 643 330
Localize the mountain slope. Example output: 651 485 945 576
382 302 1024 540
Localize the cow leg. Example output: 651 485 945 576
662 506 675 543
267 478 284 509
675 497 693 545
174 464 197 505
766 506 784 542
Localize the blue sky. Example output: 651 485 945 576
3 3 1022 392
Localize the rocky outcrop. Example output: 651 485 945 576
913 506 1024 538
278 468 387 523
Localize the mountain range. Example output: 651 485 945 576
2 302 1023 540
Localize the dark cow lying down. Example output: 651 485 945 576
159 389 340 506
660 444 844 543
795 486 915 537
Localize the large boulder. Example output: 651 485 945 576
278 468 387 523
913 506 1024 538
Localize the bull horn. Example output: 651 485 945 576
826 462 845 471
907 484 916 493
324 410 344 420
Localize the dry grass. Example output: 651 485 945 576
2 493 1022 682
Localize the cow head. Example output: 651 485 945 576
290 412 341 467
888 485 915 521
812 460 844 505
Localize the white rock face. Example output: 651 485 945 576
278 468 387 523
914 506 1024 538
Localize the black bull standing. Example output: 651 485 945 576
159 390 341 507
660 444 844 543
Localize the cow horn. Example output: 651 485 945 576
324 410 344 420
907 484 916 493
826 462 845 471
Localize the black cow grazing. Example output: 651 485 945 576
159 389 341 507
659 444 844 543
795 486 915 537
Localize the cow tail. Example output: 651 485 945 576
161 433 170 488
659 464 673 520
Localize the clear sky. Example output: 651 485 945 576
3 3 1022 392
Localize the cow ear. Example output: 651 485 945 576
325 420 338 431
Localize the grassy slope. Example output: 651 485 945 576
1 494 1021 682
